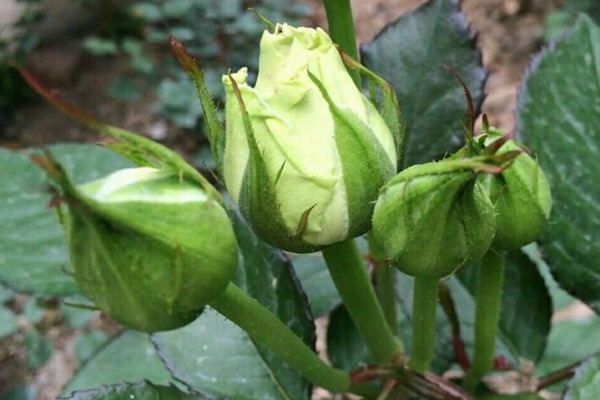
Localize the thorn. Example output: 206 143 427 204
443 64 475 142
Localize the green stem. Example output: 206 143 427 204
409 276 439 373
210 283 350 392
369 235 399 336
322 0 361 87
322 239 403 363
463 250 506 391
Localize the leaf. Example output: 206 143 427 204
74 330 109 364
0 306 19 339
326 305 372 370
63 331 174 395
565 354 600 400
361 0 487 167
291 253 340 317
457 250 552 362
537 317 600 377
0 144 133 296
61 381 204 400
517 16 600 312
23 298 45 324
153 208 313 400
25 328 53 370
0 283 14 303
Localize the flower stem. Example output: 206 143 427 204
409 276 439 373
463 250 506 391
322 239 404 363
322 0 361 87
210 282 350 392
369 235 399 336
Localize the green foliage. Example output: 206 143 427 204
62 382 203 400
63 331 174 395
2 1 600 399
518 15 600 313
83 0 312 129
544 0 600 42
361 0 487 167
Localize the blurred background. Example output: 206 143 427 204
1 0 599 399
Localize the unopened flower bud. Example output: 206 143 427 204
222 23 397 253
372 159 496 278
477 130 552 250
61 167 238 332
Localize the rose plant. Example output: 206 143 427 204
1 1 600 399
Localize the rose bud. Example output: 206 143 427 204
221 23 398 253
372 159 496 279
477 128 552 250
59 167 238 332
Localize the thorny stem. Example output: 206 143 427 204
322 0 361 88
463 250 506 391
409 276 440 373
322 239 404 363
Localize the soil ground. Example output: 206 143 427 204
0 1 588 399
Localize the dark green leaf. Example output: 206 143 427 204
63 331 173 395
61 381 204 400
326 305 372 370
458 251 552 362
361 0 487 167
25 328 53 370
154 208 312 400
565 354 600 400
0 144 133 296
0 306 19 339
517 16 600 312
291 253 339 317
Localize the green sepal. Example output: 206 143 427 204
309 71 396 238
478 141 551 251
373 158 496 279
339 50 405 166
67 209 207 332
16 66 221 203
170 36 226 175
228 76 317 253
248 8 276 32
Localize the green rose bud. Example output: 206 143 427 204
222 23 397 253
61 167 238 332
477 129 552 251
372 159 496 279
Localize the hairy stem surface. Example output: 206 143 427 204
463 250 506 390
210 283 350 392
